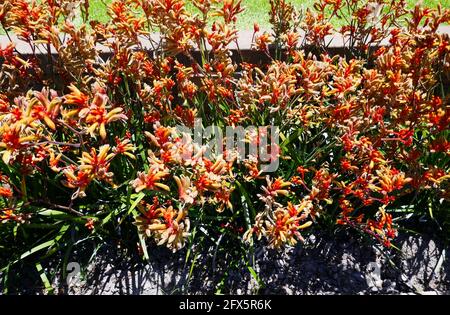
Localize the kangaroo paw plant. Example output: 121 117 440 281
0 0 449 292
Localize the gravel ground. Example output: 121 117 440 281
49 230 449 295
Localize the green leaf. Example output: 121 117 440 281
247 265 264 288
36 262 54 295
39 209 69 217
129 191 146 215
428 202 434 220
236 180 255 228
138 233 150 262
118 191 146 226
38 209 90 224
2 265 9 294
0 224 70 272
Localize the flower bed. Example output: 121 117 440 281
0 0 449 293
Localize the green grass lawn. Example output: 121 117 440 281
89 0 449 30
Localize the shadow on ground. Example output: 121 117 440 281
50 230 449 295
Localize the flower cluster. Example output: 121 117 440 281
134 198 190 252
0 0 448 258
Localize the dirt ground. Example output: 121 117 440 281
46 230 449 295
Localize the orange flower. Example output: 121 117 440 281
134 205 190 252
254 32 273 51
84 92 127 140
78 144 116 185
85 218 96 231
61 145 117 199
63 84 89 118
114 136 136 160
30 89 61 130
0 209 16 223
62 166 92 199
132 170 170 193
0 186 13 198
244 199 313 248
49 151 63 172
260 176 291 199
174 175 198 205
375 165 412 194
0 123 37 164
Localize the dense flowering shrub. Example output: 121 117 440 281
0 0 448 274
